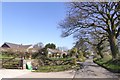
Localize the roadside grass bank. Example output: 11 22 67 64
93 58 120 73
33 64 76 72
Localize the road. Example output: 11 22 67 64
74 59 120 78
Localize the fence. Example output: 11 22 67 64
2 57 22 69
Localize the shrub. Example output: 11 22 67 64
77 51 86 62
47 57 74 65
72 58 77 65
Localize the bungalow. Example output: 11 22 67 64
1 42 31 52
1 42 42 59
47 48 67 58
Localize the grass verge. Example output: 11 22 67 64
94 58 120 73
33 65 73 72
49 57 73 61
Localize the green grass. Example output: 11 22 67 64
49 57 73 61
95 58 108 65
33 65 73 72
94 58 120 72
94 54 112 65
0 54 14 59
103 59 120 70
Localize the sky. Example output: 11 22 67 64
1 2 74 49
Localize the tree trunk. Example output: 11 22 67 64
109 34 119 59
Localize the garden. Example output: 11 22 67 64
30 47 87 72
0 45 88 72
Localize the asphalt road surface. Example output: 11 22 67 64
74 59 120 78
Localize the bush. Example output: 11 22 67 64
31 52 38 59
33 57 74 66
79 57 86 62
0 52 15 59
77 52 86 62
48 57 74 65
72 58 76 65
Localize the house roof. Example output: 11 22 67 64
1 42 32 49
1 42 42 53
47 48 67 55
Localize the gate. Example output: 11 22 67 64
2 57 22 69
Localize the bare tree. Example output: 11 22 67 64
59 2 120 59
74 37 89 53
90 31 110 58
